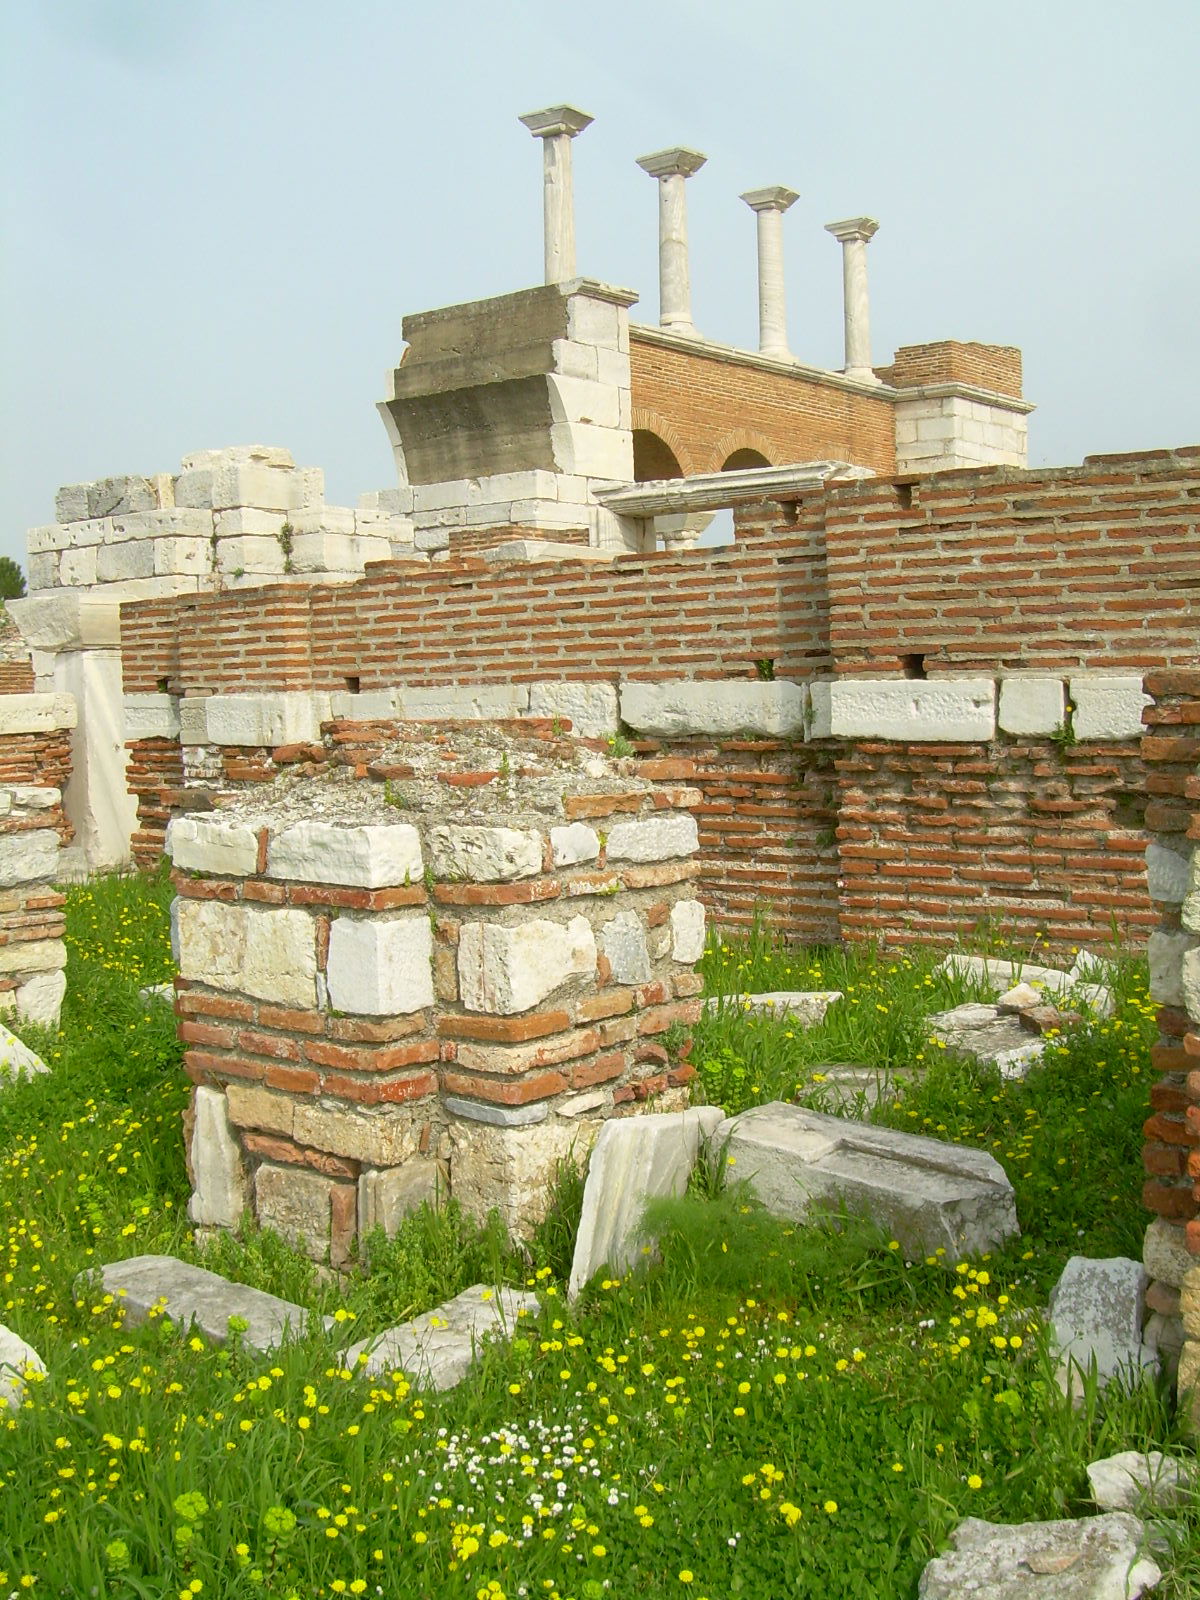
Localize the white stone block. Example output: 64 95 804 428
58 546 97 587
204 692 327 748
0 1019 51 1086
998 677 1065 736
599 911 651 984
411 479 476 514
604 815 698 863
359 1163 441 1236
549 421 633 482
0 1323 46 1412
327 688 402 721
399 683 530 721
1147 930 1200 1009
620 679 806 738
16 970 66 1029
179 697 210 744
210 464 304 513
1182 947 1200 1020
326 914 434 1016
429 825 542 883
566 296 622 350
826 678 995 741
189 1085 248 1229
268 821 423 888
551 339 599 381
288 532 361 572
213 507 291 538
1069 676 1150 741
806 681 833 739
96 540 155 582
0 829 59 887
568 1107 725 1298
670 899 706 964
528 682 618 740
153 537 214 578
0 938 66 977
214 536 288 576
54 483 91 523
595 347 632 389
1049 1255 1151 1390
176 900 318 1008
124 693 180 741
458 916 596 1015
167 815 262 877
548 375 623 429
550 823 600 868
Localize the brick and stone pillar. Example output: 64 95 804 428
636 147 707 336
824 216 881 384
741 186 799 359
168 727 705 1250
518 105 594 285
1140 669 1200 1435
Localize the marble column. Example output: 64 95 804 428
824 216 881 383
518 105 594 284
740 186 799 359
635 147 707 335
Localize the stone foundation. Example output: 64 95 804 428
169 725 704 1254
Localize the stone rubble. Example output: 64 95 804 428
568 1106 724 1300
714 1101 1019 1259
0 1322 46 1412
1048 1256 1156 1394
917 1512 1161 1599
1086 1451 1196 1514
927 1002 1047 1080
81 1254 329 1353
0 1020 50 1087
702 990 843 1025
341 1283 540 1389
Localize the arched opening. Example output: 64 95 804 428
721 447 771 472
633 430 684 482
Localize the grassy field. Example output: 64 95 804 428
0 873 1195 1598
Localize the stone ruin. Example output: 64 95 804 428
172 722 705 1253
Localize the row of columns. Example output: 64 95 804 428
518 104 881 383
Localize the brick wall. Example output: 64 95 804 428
0 728 73 845
121 531 834 697
876 342 1023 398
630 331 898 477
634 740 840 942
126 737 186 868
835 737 1152 950
825 448 1200 676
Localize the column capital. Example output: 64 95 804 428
824 215 879 245
518 105 594 140
740 185 799 214
636 147 707 180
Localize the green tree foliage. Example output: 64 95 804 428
0 556 26 599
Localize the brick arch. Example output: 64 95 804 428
706 429 781 475
630 408 698 479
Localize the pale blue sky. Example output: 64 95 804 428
3 0 1197 567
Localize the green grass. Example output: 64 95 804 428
0 880 1195 1599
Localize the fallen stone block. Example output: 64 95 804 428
1086 1451 1196 1513
703 990 843 1026
1049 1256 1155 1392
936 953 1114 1017
81 1254 327 1352
928 1002 1047 1079
569 1106 725 1300
341 1283 539 1388
715 1102 1019 1259
0 1021 50 1087
0 1323 46 1412
796 1063 920 1115
917 1512 1161 1599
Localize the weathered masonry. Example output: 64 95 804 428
172 725 705 1251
